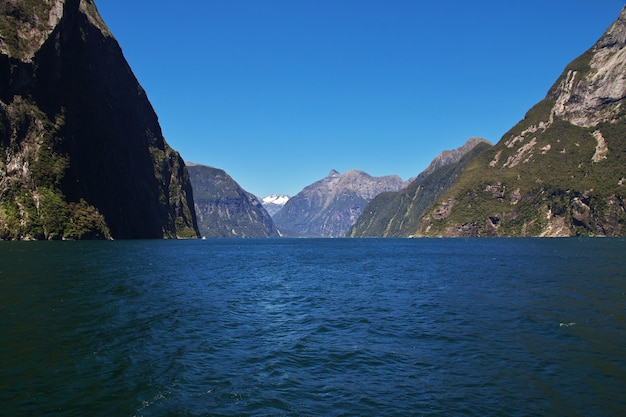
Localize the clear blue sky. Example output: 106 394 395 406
96 1 624 197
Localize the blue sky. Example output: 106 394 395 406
96 1 624 197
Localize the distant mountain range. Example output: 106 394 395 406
272 169 405 237
262 194 290 217
187 163 279 238
261 139 493 238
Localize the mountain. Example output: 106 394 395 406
187 163 280 238
0 0 199 239
262 194 290 217
349 138 492 237
415 7 626 237
273 169 405 237
412 137 492 182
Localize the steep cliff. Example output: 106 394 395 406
187 163 280 238
0 0 199 239
349 139 492 237
273 169 405 237
416 7 626 237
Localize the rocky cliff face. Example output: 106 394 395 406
0 0 199 239
273 169 405 237
349 139 492 237
187 163 280 238
550 9 626 128
416 6 626 237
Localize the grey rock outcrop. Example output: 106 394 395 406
550 8 626 127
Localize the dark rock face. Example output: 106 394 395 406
273 169 405 237
0 0 199 239
187 163 280 238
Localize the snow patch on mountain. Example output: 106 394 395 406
263 194 290 205
262 194 290 217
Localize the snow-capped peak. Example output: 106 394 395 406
262 194 290 205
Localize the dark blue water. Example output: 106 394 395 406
1 238 625 416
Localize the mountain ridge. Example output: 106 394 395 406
413 137 492 182
273 169 405 237
349 138 492 237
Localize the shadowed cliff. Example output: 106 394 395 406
0 0 199 239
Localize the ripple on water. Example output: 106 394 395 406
1 238 625 417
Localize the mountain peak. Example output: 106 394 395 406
599 6 626 48
549 6 626 127
0 0 112 61
261 194 290 217
273 169 405 237
413 137 492 182
262 194 290 205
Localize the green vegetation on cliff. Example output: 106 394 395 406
350 142 492 237
352 7 626 237
416 117 625 237
0 97 110 239
0 0 55 59
428 18 624 238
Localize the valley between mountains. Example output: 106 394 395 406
0 1 624 239
187 6 626 238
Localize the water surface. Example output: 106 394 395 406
1 238 625 416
